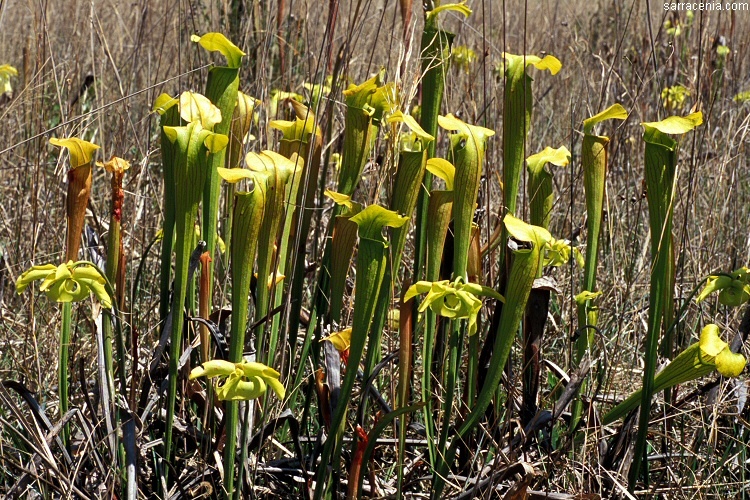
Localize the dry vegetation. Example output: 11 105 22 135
1 0 750 498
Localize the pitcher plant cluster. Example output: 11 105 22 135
11 6 748 498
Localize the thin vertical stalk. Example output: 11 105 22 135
59 301 71 447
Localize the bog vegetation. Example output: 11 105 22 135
1 1 750 498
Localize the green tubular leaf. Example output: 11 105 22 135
326 191 362 325
229 189 266 363
580 103 627 291
191 32 245 68
631 110 703 489
202 62 240 296
317 205 406 492
227 92 259 168
499 54 562 229
248 152 304 362
164 106 225 467
526 145 570 228
501 53 559 223
269 150 306 356
329 216 358 324
438 114 495 278
414 12 455 290
169 122 215 215
279 99 324 364
426 190 454 281
574 105 628 411
366 142 431 374
222 185 265 492
337 71 395 196
390 149 428 262
580 134 608 290
603 324 746 425
156 95 181 323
